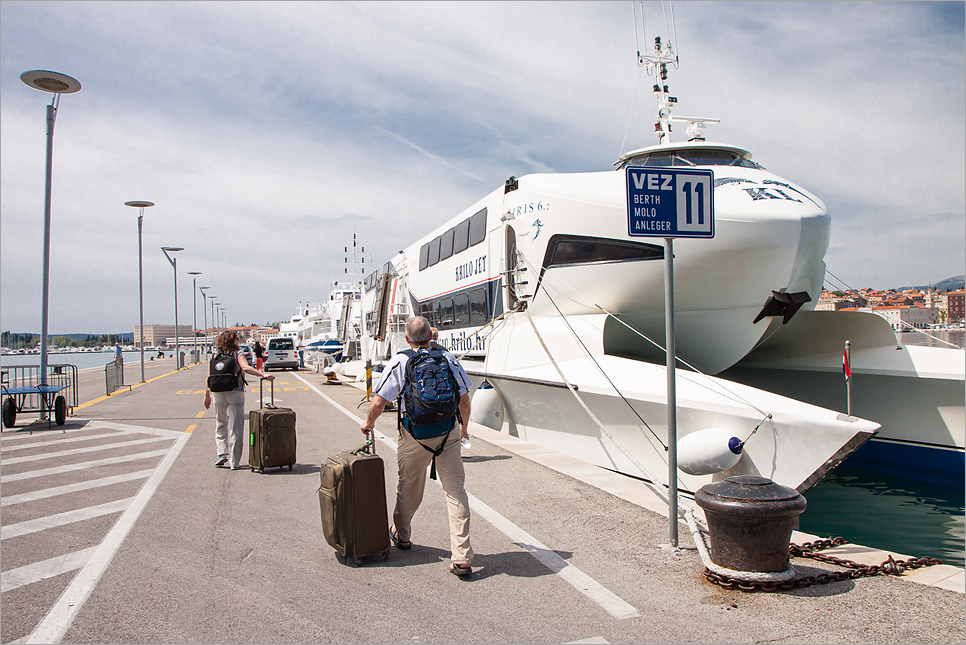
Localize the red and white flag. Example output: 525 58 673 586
842 348 852 381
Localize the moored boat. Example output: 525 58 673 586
356 29 880 494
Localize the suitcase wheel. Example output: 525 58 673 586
287 464 294 471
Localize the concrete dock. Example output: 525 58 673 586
1 358 963 644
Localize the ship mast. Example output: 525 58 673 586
342 230 366 292
638 27 719 145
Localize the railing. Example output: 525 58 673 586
105 357 129 395
1 364 79 413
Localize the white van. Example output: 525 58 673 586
264 337 298 370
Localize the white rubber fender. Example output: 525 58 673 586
677 427 744 476
470 382 504 431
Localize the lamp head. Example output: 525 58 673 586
124 201 154 209
21 70 81 94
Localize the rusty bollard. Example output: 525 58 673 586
694 476 807 573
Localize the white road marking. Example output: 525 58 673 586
1 548 97 593
2 436 174 465
294 373 640 620
0 449 171 483
0 432 126 452
1 470 154 507
25 430 191 644
0 427 99 442
2 498 133 540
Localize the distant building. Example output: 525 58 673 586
942 289 965 322
253 327 280 344
134 325 193 347
866 305 938 330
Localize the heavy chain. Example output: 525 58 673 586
704 537 944 592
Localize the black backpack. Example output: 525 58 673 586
397 348 462 480
208 351 241 392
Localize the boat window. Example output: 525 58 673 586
419 243 430 271
428 237 441 267
453 218 470 254
440 228 455 261
625 149 763 169
454 292 470 326
469 288 487 324
543 234 663 268
469 208 487 247
439 298 455 329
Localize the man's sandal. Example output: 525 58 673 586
389 527 412 550
450 563 472 576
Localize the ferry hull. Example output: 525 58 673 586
469 313 878 494
723 311 966 488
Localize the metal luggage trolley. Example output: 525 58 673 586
1 364 78 431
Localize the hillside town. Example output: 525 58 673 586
816 287 965 331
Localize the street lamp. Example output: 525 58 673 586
124 200 154 383
209 297 217 344
187 271 201 364
199 286 210 355
161 247 184 368
21 70 81 395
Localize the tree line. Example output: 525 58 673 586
1 332 128 349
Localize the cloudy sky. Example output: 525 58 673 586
2 1 963 335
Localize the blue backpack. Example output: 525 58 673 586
397 348 462 479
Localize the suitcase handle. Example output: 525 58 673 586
353 436 376 456
259 377 275 408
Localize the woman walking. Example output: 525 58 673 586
204 330 274 470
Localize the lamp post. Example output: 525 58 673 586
209 297 217 345
124 201 154 383
20 70 81 396
161 247 184 368
199 286 210 355
187 272 201 364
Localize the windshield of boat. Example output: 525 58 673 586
621 149 763 169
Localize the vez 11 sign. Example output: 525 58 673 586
625 167 715 238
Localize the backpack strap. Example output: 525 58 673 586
411 431 449 481
234 349 248 387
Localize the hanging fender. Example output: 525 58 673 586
677 427 744 476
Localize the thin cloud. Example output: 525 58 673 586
371 125 485 183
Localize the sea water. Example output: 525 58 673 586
0 350 178 372
799 328 965 568
799 465 964 568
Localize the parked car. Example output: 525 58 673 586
264 337 298 370
239 344 254 367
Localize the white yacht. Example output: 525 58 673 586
357 35 881 494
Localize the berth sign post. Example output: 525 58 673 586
625 166 715 548
625 167 715 238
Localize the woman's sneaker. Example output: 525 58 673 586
215 455 228 467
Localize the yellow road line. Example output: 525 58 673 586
195 411 205 418
186 425 197 434
73 363 200 412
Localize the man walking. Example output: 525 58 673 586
360 316 474 575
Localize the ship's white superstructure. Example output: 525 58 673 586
354 32 882 494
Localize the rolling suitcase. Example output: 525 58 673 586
248 379 297 473
318 436 390 565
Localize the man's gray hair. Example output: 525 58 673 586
406 316 432 345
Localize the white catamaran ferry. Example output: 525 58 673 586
356 33 882 494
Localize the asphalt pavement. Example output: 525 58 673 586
1 360 963 644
